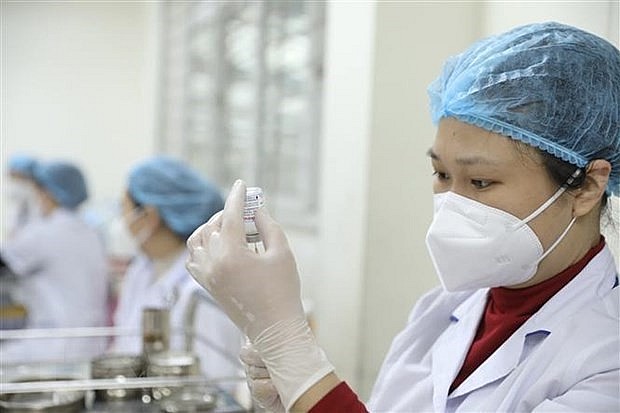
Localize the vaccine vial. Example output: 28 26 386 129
244 187 265 253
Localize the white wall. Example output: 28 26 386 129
315 0 377 388
483 1 619 47
1 2 157 230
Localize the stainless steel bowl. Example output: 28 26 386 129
90 353 145 401
146 351 201 402
146 351 200 378
0 377 85 413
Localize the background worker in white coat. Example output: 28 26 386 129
111 156 243 382
186 22 620 412
1 160 108 363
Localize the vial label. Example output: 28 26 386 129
244 188 265 222
244 187 264 244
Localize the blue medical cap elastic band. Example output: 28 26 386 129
452 113 590 168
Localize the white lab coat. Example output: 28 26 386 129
368 245 619 412
112 252 243 382
1 208 108 362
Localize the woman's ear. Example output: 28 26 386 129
571 159 611 217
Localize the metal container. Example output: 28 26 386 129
142 308 170 356
146 351 200 378
146 351 201 402
90 354 145 401
158 388 217 413
0 378 85 413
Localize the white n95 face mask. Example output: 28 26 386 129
425 187 576 292
105 209 151 259
106 216 140 259
6 180 42 227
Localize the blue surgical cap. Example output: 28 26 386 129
8 154 37 178
127 156 224 239
428 22 620 195
32 161 88 209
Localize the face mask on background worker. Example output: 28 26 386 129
106 207 155 258
106 213 140 259
5 179 43 226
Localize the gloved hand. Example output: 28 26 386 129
186 180 334 410
240 341 284 413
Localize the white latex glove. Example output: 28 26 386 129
240 341 285 413
186 180 333 410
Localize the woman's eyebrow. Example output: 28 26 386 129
426 148 500 165
454 155 501 166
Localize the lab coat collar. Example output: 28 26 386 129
431 288 488 411
446 244 618 400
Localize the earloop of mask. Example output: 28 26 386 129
535 215 577 264
530 168 583 263
513 167 584 229
127 208 154 244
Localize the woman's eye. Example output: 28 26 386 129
471 179 492 189
432 171 450 181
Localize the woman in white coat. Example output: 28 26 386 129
111 156 243 382
185 22 620 412
1 160 108 363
